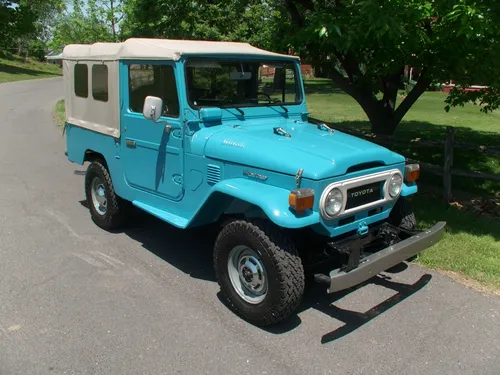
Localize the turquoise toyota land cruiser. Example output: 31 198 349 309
62 38 446 326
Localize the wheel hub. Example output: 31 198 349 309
238 256 264 290
241 266 253 282
90 177 107 216
227 246 268 304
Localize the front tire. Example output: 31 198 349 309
389 197 416 231
390 197 418 262
85 160 129 230
214 220 305 326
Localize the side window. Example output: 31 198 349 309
128 64 180 118
92 65 108 102
74 64 88 98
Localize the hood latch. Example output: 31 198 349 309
317 123 334 133
274 127 291 138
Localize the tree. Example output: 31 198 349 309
121 0 287 51
49 0 124 51
443 2 500 115
1 0 64 57
276 0 500 134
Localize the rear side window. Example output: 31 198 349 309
92 65 108 102
128 64 179 117
74 64 88 98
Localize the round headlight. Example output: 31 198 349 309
389 173 403 197
325 188 344 217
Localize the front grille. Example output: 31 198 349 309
345 182 382 210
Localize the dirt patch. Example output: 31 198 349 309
439 269 500 296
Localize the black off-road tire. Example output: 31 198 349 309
389 197 418 262
85 160 129 230
214 220 305 326
389 197 416 231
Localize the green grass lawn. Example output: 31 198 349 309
53 99 65 127
305 78 500 197
0 54 61 83
413 195 500 291
306 79 500 138
305 78 500 291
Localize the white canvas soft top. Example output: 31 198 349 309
62 38 300 61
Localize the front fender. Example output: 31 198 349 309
211 178 320 229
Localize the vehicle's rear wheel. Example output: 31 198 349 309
214 220 305 326
85 160 129 230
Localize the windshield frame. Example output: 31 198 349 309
183 56 304 111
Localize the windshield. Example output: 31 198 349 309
185 59 302 109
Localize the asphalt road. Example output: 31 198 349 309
0 77 499 375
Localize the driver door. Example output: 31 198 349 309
121 62 184 201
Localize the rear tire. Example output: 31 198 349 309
214 220 305 326
85 160 129 230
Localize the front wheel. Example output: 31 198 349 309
389 197 416 231
214 220 305 326
389 197 418 262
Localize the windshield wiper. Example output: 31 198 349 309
267 102 288 113
233 107 245 116
221 106 245 116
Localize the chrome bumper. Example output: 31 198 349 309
322 222 446 293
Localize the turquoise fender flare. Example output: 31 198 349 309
211 178 320 229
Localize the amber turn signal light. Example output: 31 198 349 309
289 188 315 212
405 163 420 182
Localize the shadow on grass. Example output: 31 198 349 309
411 194 500 241
0 63 61 77
331 120 500 147
303 79 345 94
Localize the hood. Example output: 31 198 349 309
203 121 405 180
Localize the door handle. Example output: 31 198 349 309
126 139 136 148
164 124 172 134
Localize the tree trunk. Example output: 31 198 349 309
361 99 399 135
369 112 398 135
110 0 117 41
329 63 430 136
273 67 284 90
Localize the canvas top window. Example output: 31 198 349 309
74 64 88 98
185 59 302 109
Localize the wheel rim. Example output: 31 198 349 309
227 245 268 304
90 177 107 216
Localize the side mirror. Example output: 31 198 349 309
142 96 163 122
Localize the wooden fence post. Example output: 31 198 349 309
443 126 455 202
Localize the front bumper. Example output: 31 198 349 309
316 221 446 293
